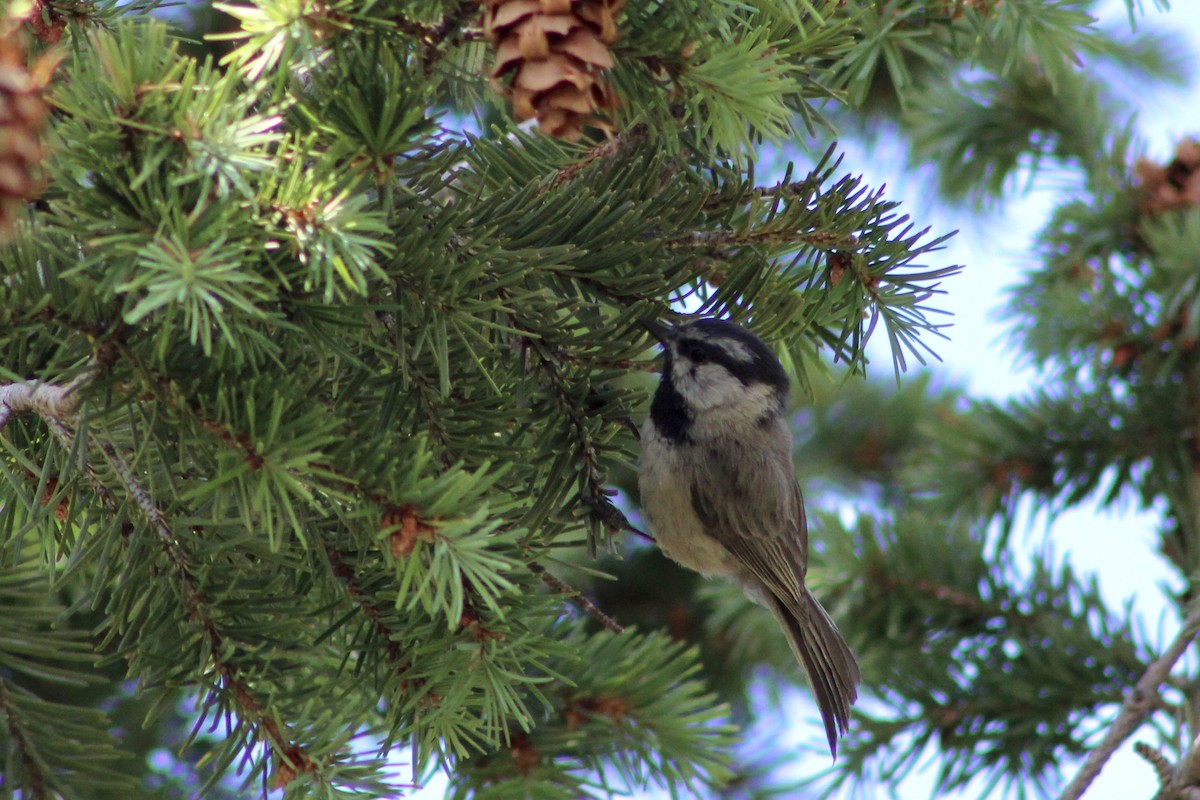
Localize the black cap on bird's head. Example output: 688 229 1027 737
642 318 788 393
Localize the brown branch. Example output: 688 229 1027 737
666 227 860 255
2 375 113 508
1175 734 1200 799
515 330 629 556
1058 604 1200 800
544 124 650 190
529 562 624 634
871 569 1035 628
325 545 413 674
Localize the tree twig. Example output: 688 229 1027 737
1058 604 1200 800
0 374 90 433
1131 732 1200 800
530 563 624 634
1135 740 1174 787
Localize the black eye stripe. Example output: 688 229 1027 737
674 330 788 397
677 337 752 381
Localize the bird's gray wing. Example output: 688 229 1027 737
688 449 811 619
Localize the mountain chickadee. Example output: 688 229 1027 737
638 317 860 755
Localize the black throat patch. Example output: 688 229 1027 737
649 364 692 444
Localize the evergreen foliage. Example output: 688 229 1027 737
0 0 1189 798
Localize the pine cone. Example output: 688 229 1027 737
1135 139 1200 216
0 12 59 239
482 0 623 141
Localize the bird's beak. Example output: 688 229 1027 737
638 317 674 344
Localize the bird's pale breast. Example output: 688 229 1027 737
638 423 744 578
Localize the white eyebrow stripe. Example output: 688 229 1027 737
720 340 754 362
687 331 754 363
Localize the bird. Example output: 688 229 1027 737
637 317 860 756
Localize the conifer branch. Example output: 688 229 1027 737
1058 604 1200 800
142 370 535 663
141 366 430 500
325 545 416 675
0 677 50 800
89 437 321 786
0 373 118 507
6 383 325 787
872 571 1036 627
4 1 1138 793
517 332 616 553
393 1 482 77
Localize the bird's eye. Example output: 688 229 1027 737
684 343 708 364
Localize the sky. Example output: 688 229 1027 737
406 1 1200 798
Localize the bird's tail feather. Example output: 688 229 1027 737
767 588 860 758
